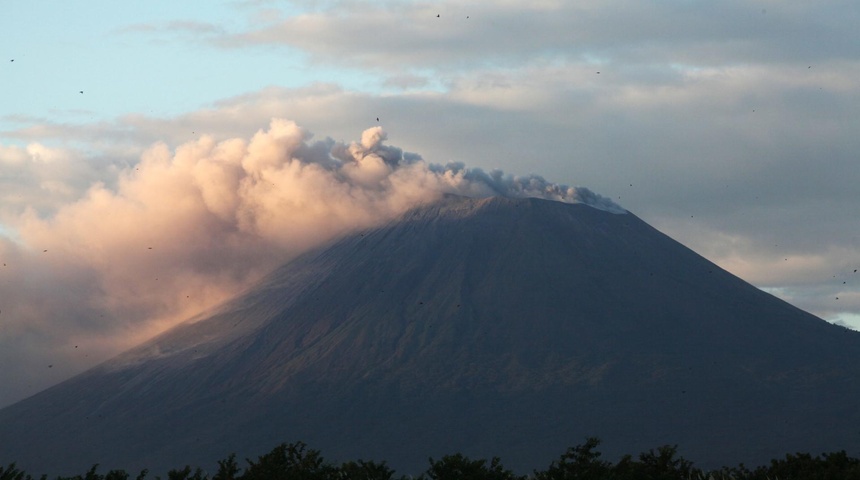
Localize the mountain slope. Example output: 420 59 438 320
1 196 859 475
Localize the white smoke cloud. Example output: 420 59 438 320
0 118 620 407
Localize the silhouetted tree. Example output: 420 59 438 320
422 453 522 480
338 459 395 480
82 464 105 480
9 438 860 480
613 445 699 480
242 441 334 480
53 464 142 480
165 466 206 480
748 450 860 480
535 437 612 480
104 470 133 480
212 454 239 480
1 463 30 480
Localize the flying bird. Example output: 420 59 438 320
79 90 83 94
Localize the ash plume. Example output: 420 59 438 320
0 119 620 407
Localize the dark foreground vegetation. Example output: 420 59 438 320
3 438 860 480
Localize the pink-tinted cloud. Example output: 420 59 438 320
0 118 615 407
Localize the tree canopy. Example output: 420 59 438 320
4 438 860 480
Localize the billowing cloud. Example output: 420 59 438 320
0 119 618 408
0 142 121 218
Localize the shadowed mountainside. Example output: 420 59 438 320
1 195 859 476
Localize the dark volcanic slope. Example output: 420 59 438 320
2 196 860 475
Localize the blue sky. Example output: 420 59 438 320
2 1 375 126
2 0 860 407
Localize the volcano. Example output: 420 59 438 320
1 195 859 475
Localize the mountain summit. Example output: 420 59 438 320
1 195 859 475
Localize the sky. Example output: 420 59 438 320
1 0 859 408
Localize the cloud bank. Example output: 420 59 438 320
0 119 619 408
218 1 860 74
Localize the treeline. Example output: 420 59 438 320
3 438 860 480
